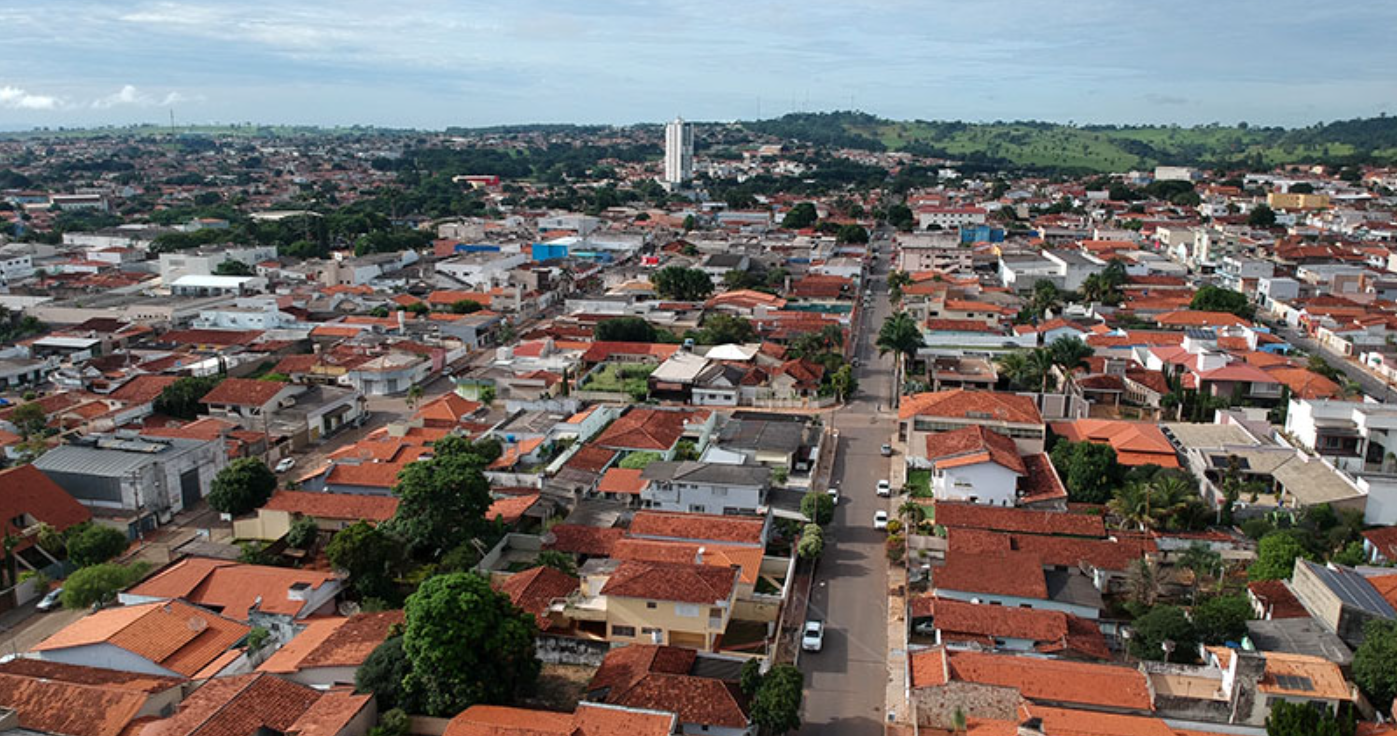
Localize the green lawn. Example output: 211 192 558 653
581 363 655 392
906 469 932 498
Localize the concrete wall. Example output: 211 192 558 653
536 634 611 667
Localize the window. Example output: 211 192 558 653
646 601 657 609
641 627 663 639
675 604 701 617
688 504 707 513
611 625 636 638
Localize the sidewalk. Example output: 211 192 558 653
884 429 911 731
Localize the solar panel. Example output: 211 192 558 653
1274 675 1314 692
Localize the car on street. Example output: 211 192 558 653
880 443 893 456
873 510 889 530
827 483 839 503
801 620 825 652
274 457 297 473
36 587 63 612
876 479 891 497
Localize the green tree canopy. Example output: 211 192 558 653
651 266 714 302
1249 531 1310 581
781 202 818 229
876 312 924 366
697 314 757 345
328 522 403 601
1265 700 1355 736
8 401 47 439
62 562 151 609
402 572 541 717
835 223 869 244
1193 594 1252 645
1049 441 1123 505
801 493 835 526
154 375 222 420
208 458 278 517
1190 285 1255 319
1128 605 1199 663
594 316 659 343
286 516 320 550
390 451 493 557
1353 619 1397 711
750 664 804 734
1248 204 1277 228
618 451 663 470
356 635 415 712
213 259 254 276
797 524 824 559
65 523 130 567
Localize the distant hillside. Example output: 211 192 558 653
740 111 1397 173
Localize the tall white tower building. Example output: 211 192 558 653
664 116 693 185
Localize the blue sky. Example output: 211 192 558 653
2 0 1395 129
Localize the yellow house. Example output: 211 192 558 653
563 559 738 651
1267 192 1330 210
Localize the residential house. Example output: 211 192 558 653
899 389 1046 457
929 550 1103 619
443 702 673 736
136 672 374 736
120 557 342 626
920 425 1067 508
564 559 739 651
1286 559 1396 648
639 460 771 515
232 490 399 542
585 644 752 736
1049 419 1181 468
0 663 184 736
256 610 404 688
30 600 249 678
907 595 1110 660
593 407 714 459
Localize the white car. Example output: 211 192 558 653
873 510 889 530
274 457 297 473
876 479 891 497
801 620 825 652
36 587 63 612
827 483 839 503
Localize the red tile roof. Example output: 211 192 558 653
934 503 1105 538
1050 420 1180 469
495 566 579 631
445 703 674 736
597 467 648 495
139 673 325 736
199 378 291 408
108 375 180 405
0 659 182 693
899 389 1043 425
1248 579 1309 619
565 445 619 474
0 464 93 547
33 600 249 677
933 551 1047 599
262 490 398 522
125 557 338 620
628 510 765 546
910 648 1153 711
545 524 625 557
258 611 404 673
594 408 705 452
0 672 151 736
925 425 1026 474
600 561 738 604
1017 454 1069 506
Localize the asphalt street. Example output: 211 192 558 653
800 236 896 736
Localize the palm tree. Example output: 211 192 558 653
1178 542 1222 603
995 350 1033 390
876 312 924 372
405 384 424 410
1047 337 1094 392
1026 348 1057 396
1108 482 1158 531
1030 280 1063 320
899 501 927 527
1336 378 1364 400
1080 273 1110 304
887 270 912 305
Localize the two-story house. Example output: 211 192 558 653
899 389 1046 458
639 460 771 515
565 559 740 652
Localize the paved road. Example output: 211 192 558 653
1269 321 1397 402
801 238 895 736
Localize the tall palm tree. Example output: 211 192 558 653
1026 348 1057 396
995 350 1033 390
1047 336 1094 392
876 312 924 371
887 270 912 305
1108 482 1158 531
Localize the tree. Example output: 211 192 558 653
801 493 834 526
401 573 541 717
62 562 151 609
1353 619 1397 710
327 521 402 601
829 364 857 401
1129 605 1199 663
1047 337 1094 390
213 259 253 276
995 351 1040 391
698 314 756 345
1029 280 1063 320
356 636 415 712
66 523 130 567
876 312 924 369
390 447 494 556
208 458 278 517
1193 594 1252 645
835 223 869 244
739 659 763 696
781 202 818 229
651 266 713 302
595 316 658 343
8 402 47 439
1050 441 1122 504
449 299 483 314
886 203 914 230
797 524 824 559
682 214 697 232
1190 285 1254 319
1249 531 1310 581
750 664 803 735
1248 205 1277 228
287 517 320 550
405 384 424 410
154 375 222 420
1179 542 1223 598
534 550 577 576
1265 700 1355 736
886 270 912 305
1107 476 1190 531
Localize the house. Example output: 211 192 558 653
443 702 674 736
585 644 752 736
712 415 806 469
929 550 1103 619
199 378 305 426
564 559 740 651
256 610 404 687
593 407 714 457
1049 419 1181 468
0 464 92 550
639 460 771 515
120 557 342 623
34 432 228 534
907 595 1110 660
899 389 1046 457
232 490 400 542
628 509 768 547
31 600 250 677
1286 559 1396 648
0 664 183 736
137 673 374 736
493 565 581 633
921 425 1066 508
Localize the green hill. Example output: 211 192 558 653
741 111 1397 173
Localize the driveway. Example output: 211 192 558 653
800 239 895 735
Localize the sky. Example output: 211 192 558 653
2 0 1396 130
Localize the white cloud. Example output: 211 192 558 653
91 84 199 109
0 85 61 110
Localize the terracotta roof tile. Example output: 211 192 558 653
600 560 738 604
899 389 1043 425
545 524 625 557
199 378 290 408
495 567 578 631
139 673 321 736
0 659 182 693
108 375 180 405
935 503 1105 538
926 425 1026 474
33 600 249 677
0 464 93 547
910 648 1153 711
0 672 151 736
594 408 706 452
1247 579 1309 619
262 490 399 522
125 557 338 620
933 550 1047 599
597 468 648 495
610 539 763 585
445 703 674 736
628 510 765 546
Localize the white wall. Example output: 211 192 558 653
933 462 1019 507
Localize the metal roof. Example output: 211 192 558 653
1301 560 1396 618
34 435 211 477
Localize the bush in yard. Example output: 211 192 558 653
208 458 278 516
65 523 130 567
62 562 151 609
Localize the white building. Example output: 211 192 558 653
159 245 278 283
917 207 987 230
0 251 34 283
639 459 770 515
664 117 694 185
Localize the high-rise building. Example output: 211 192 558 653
664 117 693 185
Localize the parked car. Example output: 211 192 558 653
873 510 889 530
827 483 840 503
801 620 825 652
274 457 297 473
36 588 63 612
880 443 893 456
876 479 891 497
